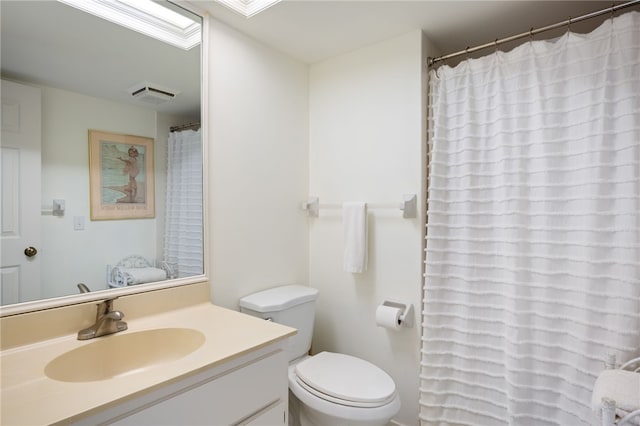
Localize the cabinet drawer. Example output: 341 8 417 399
112 350 287 425
242 401 286 426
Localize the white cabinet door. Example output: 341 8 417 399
110 350 288 426
243 402 286 426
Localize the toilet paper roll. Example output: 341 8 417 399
376 305 402 330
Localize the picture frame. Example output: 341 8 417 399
88 130 155 220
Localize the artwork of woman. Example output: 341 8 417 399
118 146 139 203
90 130 154 220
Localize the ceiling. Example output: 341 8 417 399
0 1 201 118
198 0 627 64
1 1 631 117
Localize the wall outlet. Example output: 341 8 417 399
73 216 85 231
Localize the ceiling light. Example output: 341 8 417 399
215 0 282 18
117 0 195 29
57 0 201 50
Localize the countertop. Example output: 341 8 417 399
0 303 296 425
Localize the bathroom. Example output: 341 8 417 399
1 1 639 425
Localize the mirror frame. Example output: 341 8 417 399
0 1 210 317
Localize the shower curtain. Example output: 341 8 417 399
164 128 203 278
420 11 639 426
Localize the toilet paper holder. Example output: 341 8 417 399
380 301 414 328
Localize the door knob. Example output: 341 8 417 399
24 246 38 257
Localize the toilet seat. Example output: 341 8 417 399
294 352 397 408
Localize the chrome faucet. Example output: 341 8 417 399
77 298 128 340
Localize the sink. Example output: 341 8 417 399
45 328 205 382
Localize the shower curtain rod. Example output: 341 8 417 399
427 0 640 67
169 121 201 132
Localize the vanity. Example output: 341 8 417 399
0 2 299 424
0 283 296 425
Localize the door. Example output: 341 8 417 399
1 79 42 304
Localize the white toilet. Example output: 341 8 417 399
239 285 401 426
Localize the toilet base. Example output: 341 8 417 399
289 390 393 426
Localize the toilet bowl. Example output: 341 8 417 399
288 352 401 426
239 285 401 426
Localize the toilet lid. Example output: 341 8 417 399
294 352 397 408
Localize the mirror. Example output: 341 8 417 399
0 1 204 310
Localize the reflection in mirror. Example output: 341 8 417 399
0 1 203 308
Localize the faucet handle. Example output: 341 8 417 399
97 297 118 311
94 297 122 322
105 310 125 321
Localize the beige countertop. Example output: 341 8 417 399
0 302 296 425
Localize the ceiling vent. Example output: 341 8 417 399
128 81 179 104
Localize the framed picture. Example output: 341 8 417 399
89 130 155 220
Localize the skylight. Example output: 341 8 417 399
118 0 195 29
215 0 282 18
57 0 201 50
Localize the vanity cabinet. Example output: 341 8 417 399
75 345 288 426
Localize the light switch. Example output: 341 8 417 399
52 199 65 216
73 216 85 231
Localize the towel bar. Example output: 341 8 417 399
301 194 417 218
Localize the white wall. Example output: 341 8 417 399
205 18 436 425
308 30 428 426
207 18 309 309
40 86 163 298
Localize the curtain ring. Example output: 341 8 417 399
567 16 572 32
494 39 499 52
529 27 535 41
465 46 470 58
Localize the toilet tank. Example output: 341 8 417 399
239 285 318 362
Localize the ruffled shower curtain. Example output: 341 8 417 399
164 128 203 278
420 11 640 426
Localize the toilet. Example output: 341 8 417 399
239 285 401 426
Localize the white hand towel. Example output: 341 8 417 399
343 202 368 273
119 267 167 285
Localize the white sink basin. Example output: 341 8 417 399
45 328 205 382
